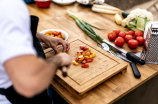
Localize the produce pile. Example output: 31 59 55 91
114 8 154 31
44 30 65 40
72 45 96 68
108 29 145 49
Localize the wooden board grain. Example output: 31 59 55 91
55 38 128 99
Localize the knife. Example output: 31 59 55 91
103 39 145 65
116 52 141 78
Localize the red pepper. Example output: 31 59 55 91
86 58 93 63
81 64 89 68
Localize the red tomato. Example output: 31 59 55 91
82 60 86 64
126 30 134 36
86 58 93 63
128 39 139 49
81 64 89 68
113 29 120 35
118 32 126 38
114 37 125 47
135 31 143 37
83 46 89 51
79 45 85 50
124 35 133 43
52 31 58 36
136 36 145 46
108 31 117 41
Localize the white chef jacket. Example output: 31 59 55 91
0 0 36 103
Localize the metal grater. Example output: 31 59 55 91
141 22 158 64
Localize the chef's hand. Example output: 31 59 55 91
36 32 70 54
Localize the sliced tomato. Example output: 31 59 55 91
84 57 88 61
79 45 85 50
81 64 89 68
77 50 83 54
86 58 93 63
83 46 89 51
75 58 79 62
82 60 86 64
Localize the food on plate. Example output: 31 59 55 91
128 39 138 49
124 35 133 43
118 32 126 38
134 30 143 37
126 8 154 31
113 29 120 35
114 37 125 47
72 45 96 68
44 30 65 40
108 31 117 41
136 36 145 46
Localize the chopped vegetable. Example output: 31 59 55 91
121 18 127 27
81 64 89 68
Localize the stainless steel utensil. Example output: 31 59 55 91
101 43 141 78
103 39 145 65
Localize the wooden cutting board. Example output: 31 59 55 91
54 38 128 99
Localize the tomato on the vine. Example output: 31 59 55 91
108 31 117 41
114 37 125 47
128 39 138 49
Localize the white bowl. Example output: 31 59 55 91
52 0 76 5
39 29 69 41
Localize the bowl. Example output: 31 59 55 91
52 0 76 5
24 0 35 3
39 29 69 41
34 0 51 8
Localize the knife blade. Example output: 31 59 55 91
103 39 145 65
116 52 141 78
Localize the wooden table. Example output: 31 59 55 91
27 2 158 104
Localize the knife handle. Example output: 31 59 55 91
62 66 67 77
130 61 141 78
126 52 145 65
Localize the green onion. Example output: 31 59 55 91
68 11 116 53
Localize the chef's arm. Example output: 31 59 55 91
4 53 71 98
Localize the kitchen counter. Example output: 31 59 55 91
27 2 158 104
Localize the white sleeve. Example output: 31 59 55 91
0 0 36 64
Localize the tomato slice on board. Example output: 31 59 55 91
77 50 83 54
81 64 89 68
86 58 93 63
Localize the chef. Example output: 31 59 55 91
0 0 71 104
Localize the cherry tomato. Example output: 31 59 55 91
83 46 89 51
82 60 86 64
126 30 134 36
52 31 58 36
114 37 125 47
124 35 133 43
113 29 120 35
118 32 126 38
134 31 143 37
108 31 117 41
136 36 145 46
128 39 138 49
86 58 93 63
81 64 89 68
79 45 85 50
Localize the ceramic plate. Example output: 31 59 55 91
39 29 69 41
52 0 76 5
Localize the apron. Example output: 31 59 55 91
0 15 52 104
